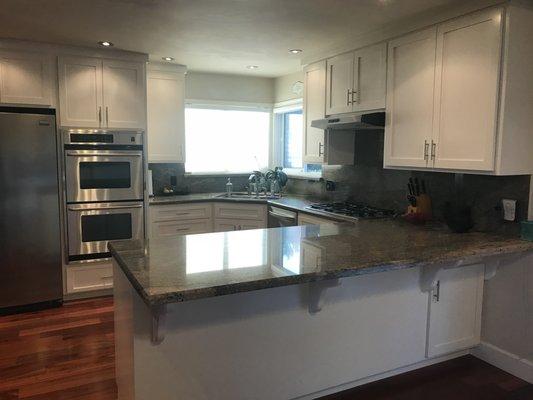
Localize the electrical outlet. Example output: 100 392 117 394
502 199 517 221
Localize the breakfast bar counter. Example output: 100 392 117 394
110 222 533 400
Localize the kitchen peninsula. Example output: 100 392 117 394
110 220 533 400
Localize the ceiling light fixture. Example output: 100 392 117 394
289 49 302 54
98 41 114 47
162 56 174 61
246 65 259 70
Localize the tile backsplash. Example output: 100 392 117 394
149 131 530 234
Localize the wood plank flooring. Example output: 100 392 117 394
0 297 531 400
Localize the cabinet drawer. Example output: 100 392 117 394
214 218 266 232
152 219 213 238
214 203 266 221
298 213 337 226
66 262 113 294
150 203 212 222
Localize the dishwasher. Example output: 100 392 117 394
267 206 298 227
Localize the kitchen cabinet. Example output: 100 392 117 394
431 10 502 171
66 261 113 294
214 219 265 232
149 203 213 238
325 43 387 116
147 64 186 163
213 203 267 223
298 213 337 226
58 56 145 128
385 6 533 175
0 50 53 106
102 60 145 129
303 61 326 164
426 264 484 357
384 28 437 169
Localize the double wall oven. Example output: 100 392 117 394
63 129 145 261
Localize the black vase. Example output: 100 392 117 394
443 202 473 233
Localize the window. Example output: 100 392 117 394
274 104 322 178
185 105 270 174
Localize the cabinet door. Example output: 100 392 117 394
152 219 213 238
352 43 387 112
303 61 326 164
103 60 145 129
325 53 354 115
147 69 185 163
432 9 502 171
0 51 52 106
298 213 337 226
427 264 484 357
66 261 113 294
58 56 103 127
214 219 265 232
213 220 239 232
384 28 437 168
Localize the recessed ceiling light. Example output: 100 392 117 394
162 56 174 61
98 41 113 47
289 49 302 54
246 65 259 70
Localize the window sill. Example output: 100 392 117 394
184 172 252 177
284 170 323 181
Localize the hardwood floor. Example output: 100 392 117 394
0 297 531 400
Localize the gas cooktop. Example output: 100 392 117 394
306 202 395 220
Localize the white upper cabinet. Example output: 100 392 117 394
325 43 387 116
325 53 353 115
352 43 387 112
147 64 186 163
303 61 326 164
59 56 145 129
102 60 145 129
58 56 103 127
432 10 502 171
0 50 53 106
384 28 437 169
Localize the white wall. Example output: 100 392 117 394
185 71 275 104
474 253 533 382
274 71 304 103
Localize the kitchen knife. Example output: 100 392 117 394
421 180 427 194
414 178 420 196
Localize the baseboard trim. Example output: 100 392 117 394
471 341 533 383
293 350 469 400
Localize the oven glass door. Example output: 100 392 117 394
67 202 144 259
65 150 143 202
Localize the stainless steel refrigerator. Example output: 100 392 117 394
0 107 62 312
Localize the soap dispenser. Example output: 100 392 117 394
226 178 233 197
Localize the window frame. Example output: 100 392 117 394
272 100 322 180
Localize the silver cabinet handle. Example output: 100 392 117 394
175 227 190 232
318 142 324 157
431 140 436 161
351 90 359 104
347 89 352 105
106 106 109 127
98 106 102 126
424 140 429 161
432 280 440 302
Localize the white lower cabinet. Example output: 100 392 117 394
426 263 484 357
298 213 337 226
152 219 213 238
66 262 113 294
214 218 265 232
149 203 213 238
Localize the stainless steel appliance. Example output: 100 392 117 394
63 129 145 261
311 111 385 130
306 202 395 220
63 129 144 203
67 201 144 258
268 206 298 228
0 107 62 311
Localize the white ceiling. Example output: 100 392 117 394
0 0 469 77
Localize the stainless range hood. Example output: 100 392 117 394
311 111 385 130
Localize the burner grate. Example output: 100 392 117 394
308 202 395 219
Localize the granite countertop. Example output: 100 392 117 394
109 220 533 307
149 193 351 222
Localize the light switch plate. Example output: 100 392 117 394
502 199 517 221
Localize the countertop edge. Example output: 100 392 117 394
110 240 533 309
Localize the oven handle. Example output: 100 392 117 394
68 204 143 211
65 150 142 157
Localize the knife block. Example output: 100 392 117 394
406 194 432 221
